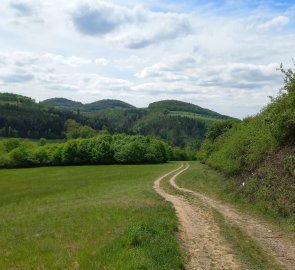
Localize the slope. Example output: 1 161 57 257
197 65 295 219
0 93 87 139
149 100 232 119
41 98 135 113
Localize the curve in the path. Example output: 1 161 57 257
154 163 241 270
171 167 295 270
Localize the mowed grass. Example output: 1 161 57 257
0 163 184 270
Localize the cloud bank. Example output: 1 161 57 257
0 0 294 118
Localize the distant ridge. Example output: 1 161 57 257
41 98 82 111
1 92 238 148
82 99 135 112
41 97 231 119
41 98 135 112
149 100 231 119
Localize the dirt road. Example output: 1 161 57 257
154 163 241 270
155 163 295 270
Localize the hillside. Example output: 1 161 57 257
41 98 135 113
41 98 82 111
149 100 232 119
83 99 135 112
197 66 295 218
1 93 236 151
0 93 87 139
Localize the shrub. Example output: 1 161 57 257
3 138 21 152
89 136 113 164
39 138 47 146
9 143 33 167
0 134 170 168
62 140 78 164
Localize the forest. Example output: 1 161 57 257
0 94 235 159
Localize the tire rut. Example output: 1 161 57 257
171 165 295 270
154 163 241 270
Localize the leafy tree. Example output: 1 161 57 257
9 143 32 167
39 138 47 146
79 125 96 138
64 119 81 139
62 140 78 164
3 138 21 152
65 119 96 139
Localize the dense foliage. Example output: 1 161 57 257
197 65 295 218
149 100 231 119
133 111 207 148
40 97 83 111
0 135 169 168
0 93 87 139
41 98 135 112
90 108 148 134
1 93 235 157
89 109 210 155
64 119 96 139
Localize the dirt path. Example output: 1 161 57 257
171 163 295 270
154 163 241 270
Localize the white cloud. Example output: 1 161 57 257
71 2 192 49
95 58 109 66
10 0 36 16
0 1 294 118
257 15 290 30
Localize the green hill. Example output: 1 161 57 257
0 93 87 139
149 100 231 119
1 93 236 152
41 98 82 111
83 99 135 112
41 98 135 113
0 92 35 105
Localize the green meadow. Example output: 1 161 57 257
0 163 184 270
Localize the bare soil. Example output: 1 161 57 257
168 163 295 270
154 164 242 270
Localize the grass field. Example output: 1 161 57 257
0 163 184 270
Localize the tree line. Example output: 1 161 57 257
0 135 171 168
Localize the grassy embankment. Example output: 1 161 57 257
0 163 184 269
177 162 295 234
162 162 281 270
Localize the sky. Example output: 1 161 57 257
0 0 295 118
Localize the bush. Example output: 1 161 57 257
9 143 33 167
0 134 170 168
62 140 78 164
92 136 113 164
48 144 63 165
3 138 21 152
196 64 295 218
39 138 47 146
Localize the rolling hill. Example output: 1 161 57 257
0 93 87 138
149 100 231 119
1 93 237 149
41 98 135 113
40 98 82 111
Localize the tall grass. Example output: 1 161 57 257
0 163 184 269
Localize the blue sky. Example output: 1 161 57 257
0 0 295 118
